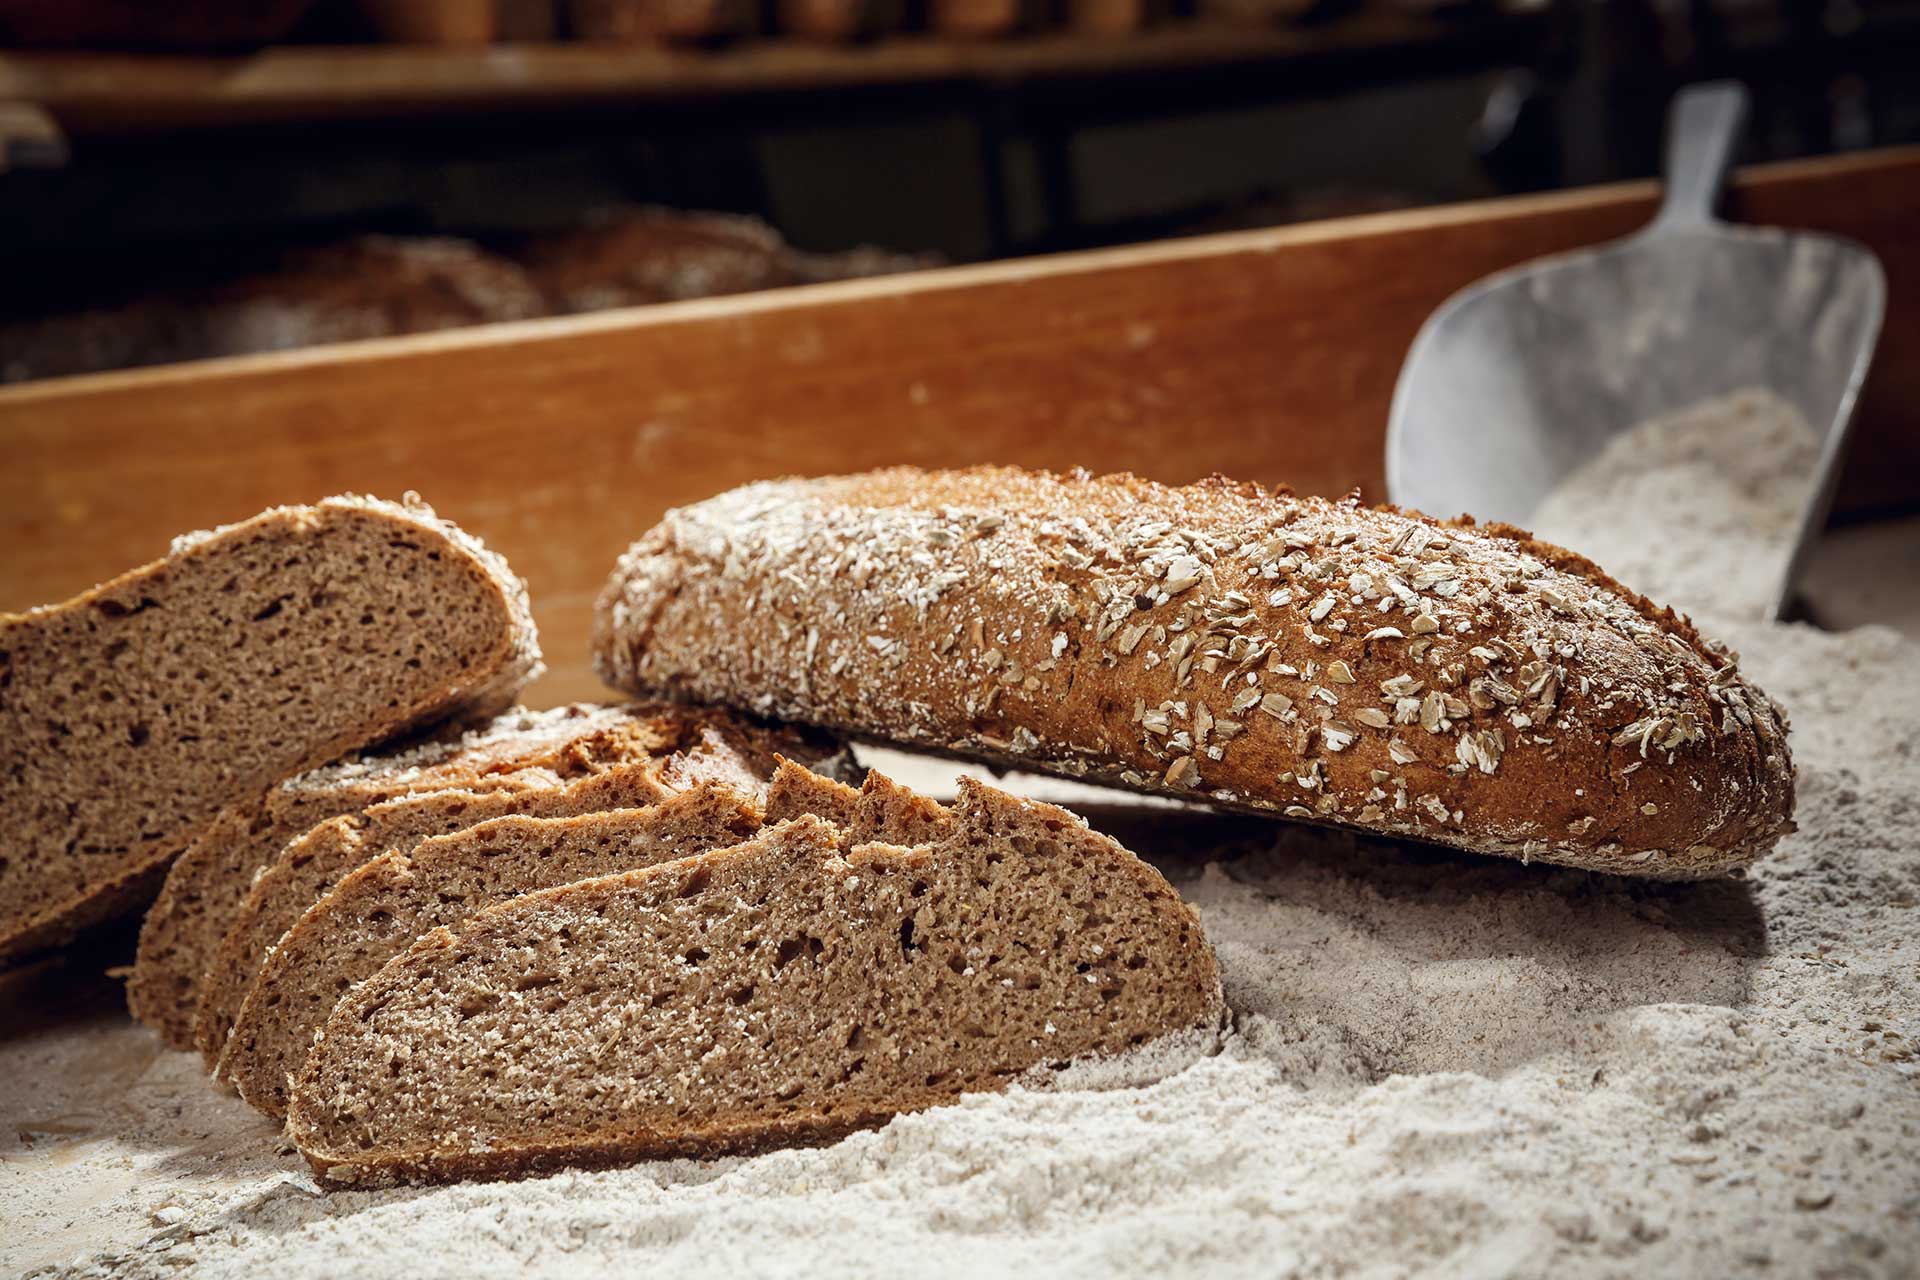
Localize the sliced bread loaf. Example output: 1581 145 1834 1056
133 702 838 1049
223 784 769 1118
1 495 541 965
191 758 684 1066
594 468 1796 879
287 774 1222 1184
132 703 650 1047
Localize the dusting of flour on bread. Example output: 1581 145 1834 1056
8 403 1918 1278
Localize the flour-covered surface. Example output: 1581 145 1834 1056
7 431 1919 1278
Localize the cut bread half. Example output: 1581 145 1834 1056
133 702 839 1049
1 495 541 965
223 784 769 1118
287 774 1222 1184
192 758 683 1067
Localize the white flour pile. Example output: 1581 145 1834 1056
1529 388 1821 621
7 391 1918 1279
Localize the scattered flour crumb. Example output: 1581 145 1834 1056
1019 1025 1225 1093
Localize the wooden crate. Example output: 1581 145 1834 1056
4 146 1916 706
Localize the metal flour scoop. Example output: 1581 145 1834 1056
1385 82 1885 619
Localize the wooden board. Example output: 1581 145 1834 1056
4 146 1917 706
0 12 1534 132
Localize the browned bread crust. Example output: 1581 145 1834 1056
1 495 541 965
594 467 1796 880
287 774 1222 1185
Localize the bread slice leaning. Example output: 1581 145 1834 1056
191 758 684 1067
133 703 634 1047
762 756 955 847
228 758 880 1116
287 772 1223 1185
187 711 834 1062
595 467 1796 879
0 495 541 964
223 783 769 1118
763 755 862 827
137 701 838 1050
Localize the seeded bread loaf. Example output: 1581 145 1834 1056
193 757 691 1067
223 784 768 1118
0 495 542 965
287 772 1222 1184
595 468 1796 880
133 701 839 1049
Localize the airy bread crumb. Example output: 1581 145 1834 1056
287 769 1222 1184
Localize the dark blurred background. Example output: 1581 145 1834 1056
1 0 1916 382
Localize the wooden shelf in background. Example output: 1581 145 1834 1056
0 11 1550 133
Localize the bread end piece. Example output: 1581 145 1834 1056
3 493 540 965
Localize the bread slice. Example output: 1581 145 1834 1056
286 773 1222 1184
132 702 837 1049
191 720 826 1062
191 758 686 1067
226 764 945 1118
223 784 770 1118
0 495 541 964
594 467 1796 879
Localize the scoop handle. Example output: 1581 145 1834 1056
1655 81 1750 230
